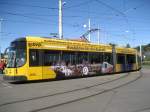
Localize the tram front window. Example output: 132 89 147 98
6 47 26 68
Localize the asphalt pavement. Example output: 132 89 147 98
0 69 148 112
39 69 148 112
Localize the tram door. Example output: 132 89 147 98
42 50 59 80
28 49 43 80
122 55 126 72
117 54 126 72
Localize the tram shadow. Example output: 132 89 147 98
10 73 118 85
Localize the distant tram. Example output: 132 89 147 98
3 36 141 81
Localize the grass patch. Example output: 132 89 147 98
142 64 150 69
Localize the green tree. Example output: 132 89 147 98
126 43 131 48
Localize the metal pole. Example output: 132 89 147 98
140 45 142 64
88 18 91 42
59 0 63 39
0 19 3 60
97 25 100 44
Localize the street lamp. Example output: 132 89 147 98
83 19 91 42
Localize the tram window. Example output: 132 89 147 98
77 52 88 64
44 50 60 66
105 63 107 68
89 53 102 64
62 52 70 65
62 51 77 65
127 55 135 64
99 53 103 63
29 49 41 66
70 53 77 64
103 53 112 64
117 54 125 64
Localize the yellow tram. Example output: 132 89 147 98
3 36 141 81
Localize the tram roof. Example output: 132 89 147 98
19 36 137 54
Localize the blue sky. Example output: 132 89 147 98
0 0 150 52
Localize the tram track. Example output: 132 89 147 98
30 71 142 112
0 73 129 107
0 75 12 88
0 73 128 106
0 71 142 112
